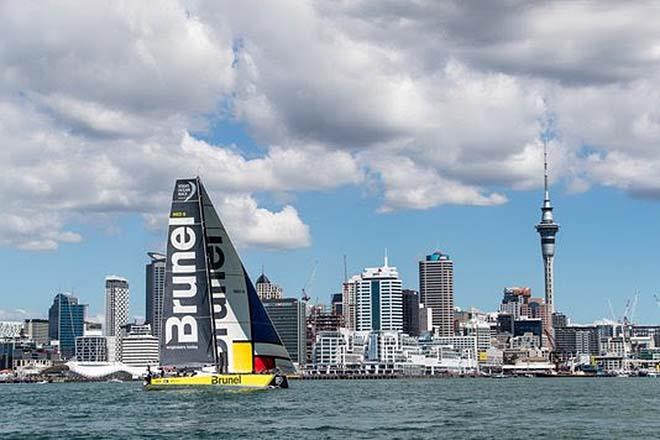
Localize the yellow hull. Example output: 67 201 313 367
144 373 287 390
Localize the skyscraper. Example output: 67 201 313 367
48 293 86 359
342 275 360 331
355 256 403 332
105 276 129 361
402 289 420 336
145 252 165 340
255 272 283 300
419 251 454 337
263 298 306 365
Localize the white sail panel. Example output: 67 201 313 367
199 181 252 372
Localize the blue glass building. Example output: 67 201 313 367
48 293 86 359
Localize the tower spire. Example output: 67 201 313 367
544 139 549 202
536 137 560 316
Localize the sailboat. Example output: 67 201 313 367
145 177 293 390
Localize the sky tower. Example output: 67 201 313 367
535 140 560 314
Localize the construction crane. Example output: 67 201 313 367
654 294 660 309
301 260 318 303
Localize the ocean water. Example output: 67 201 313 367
1 378 659 439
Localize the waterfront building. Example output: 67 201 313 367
402 289 420 336
23 319 49 346
342 275 360 331
510 333 540 350
535 141 560 315
419 251 454 336
0 321 24 339
75 335 108 362
255 272 283 300
1 339 55 373
355 256 403 332
105 276 129 362
48 293 86 359
120 323 159 367
145 252 165 340
632 325 660 347
312 331 347 366
366 331 404 364
263 298 306 365
431 335 478 358
306 306 343 365
463 318 492 351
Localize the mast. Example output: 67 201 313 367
197 176 219 369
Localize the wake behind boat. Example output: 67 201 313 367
144 177 293 390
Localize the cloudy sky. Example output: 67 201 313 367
2 1 660 324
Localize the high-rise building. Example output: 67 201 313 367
419 251 454 337
23 319 49 346
342 275 360 331
255 272 283 300
402 289 420 336
145 252 165 340
355 256 403 332
263 298 306 365
105 276 129 362
48 293 87 359
535 141 560 315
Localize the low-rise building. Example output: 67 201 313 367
120 324 159 367
75 336 109 362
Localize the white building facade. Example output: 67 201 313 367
105 276 129 362
75 336 108 362
255 273 283 300
355 258 403 332
121 324 159 367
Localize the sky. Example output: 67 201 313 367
2 1 660 325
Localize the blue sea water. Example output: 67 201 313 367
1 378 659 439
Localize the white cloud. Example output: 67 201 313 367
2 1 660 250
0 308 39 321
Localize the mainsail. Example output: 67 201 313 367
160 178 294 374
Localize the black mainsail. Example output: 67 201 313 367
160 178 294 374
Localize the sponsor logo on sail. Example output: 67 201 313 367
174 180 197 202
165 215 199 346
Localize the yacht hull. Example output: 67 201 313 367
144 373 288 390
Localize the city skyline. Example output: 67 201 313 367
4 186 660 326
3 2 660 325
